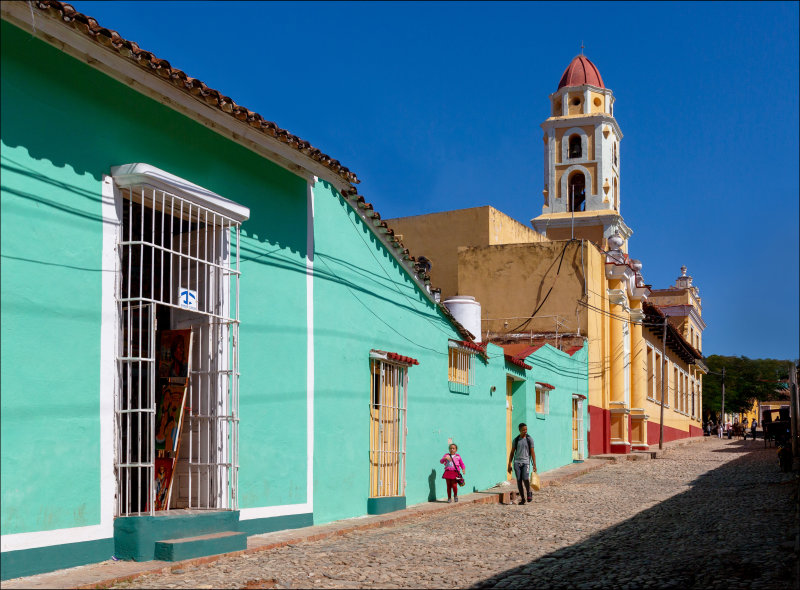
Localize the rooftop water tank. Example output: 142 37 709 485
443 296 482 343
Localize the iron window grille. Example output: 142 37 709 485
114 177 243 517
448 341 476 391
368 353 409 498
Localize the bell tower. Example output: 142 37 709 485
532 55 632 250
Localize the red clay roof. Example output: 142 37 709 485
557 55 605 90
26 1 358 185
564 345 583 356
504 354 532 371
502 343 546 360
386 352 420 366
535 381 555 390
454 340 487 353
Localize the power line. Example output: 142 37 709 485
506 239 574 334
338 199 456 339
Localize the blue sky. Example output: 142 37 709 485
70 1 799 360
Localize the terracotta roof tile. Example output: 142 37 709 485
535 381 555 389
454 340 487 354
502 343 547 360
504 354 531 370
386 352 420 366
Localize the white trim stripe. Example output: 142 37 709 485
241 177 316 523
306 179 315 515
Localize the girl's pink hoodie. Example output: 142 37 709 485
440 453 465 474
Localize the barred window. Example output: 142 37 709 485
535 385 551 415
448 342 476 391
369 354 409 498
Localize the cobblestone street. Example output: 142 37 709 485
111 438 797 590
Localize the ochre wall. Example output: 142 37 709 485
642 328 703 441
388 207 491 300
487 208 545 246
584 243 610 453
546 224 606 246
589 91 605 114
457 241 588 339
387 206 544 301
648 290 691 307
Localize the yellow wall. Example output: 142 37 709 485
585 243 609 412
386 206 545 301
552 96 562 117
642 329 703 436
457 240 587 338
546 223 606 246
567 92 583 115
487 207 547 246
590 91 605 114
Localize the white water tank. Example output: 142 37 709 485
443 296 482 343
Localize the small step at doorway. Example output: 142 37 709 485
155 531 247 561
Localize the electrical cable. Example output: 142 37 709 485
506 239 574 334
315 254 449 357
338 201 457 339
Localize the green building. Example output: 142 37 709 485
1 2 588 580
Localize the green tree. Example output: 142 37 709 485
702 355 793 419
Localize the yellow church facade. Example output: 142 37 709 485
388 55 706 454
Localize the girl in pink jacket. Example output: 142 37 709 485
440 443 466 503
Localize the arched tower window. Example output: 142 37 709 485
568 134 582 159
613 177 618 210
568 172 586 212
612 143 618 167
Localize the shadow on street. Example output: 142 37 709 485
472 446 798 590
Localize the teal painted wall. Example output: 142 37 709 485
312 182 510 524
522 343 589 473
0 20 309 536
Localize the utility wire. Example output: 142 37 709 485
338 201 456 339
506 239 574 334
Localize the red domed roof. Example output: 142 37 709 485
557 55 605 90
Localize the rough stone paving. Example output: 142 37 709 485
112 439 798 589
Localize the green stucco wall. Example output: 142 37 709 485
311 183 511 524
0 20 308 536
522 343 589 473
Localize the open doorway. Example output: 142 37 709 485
115 183 241 516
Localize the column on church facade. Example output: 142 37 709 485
607 277 630 452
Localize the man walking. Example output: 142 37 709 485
507 423 537 505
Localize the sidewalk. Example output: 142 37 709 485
3 437 706 589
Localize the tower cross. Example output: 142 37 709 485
580 41 585 55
